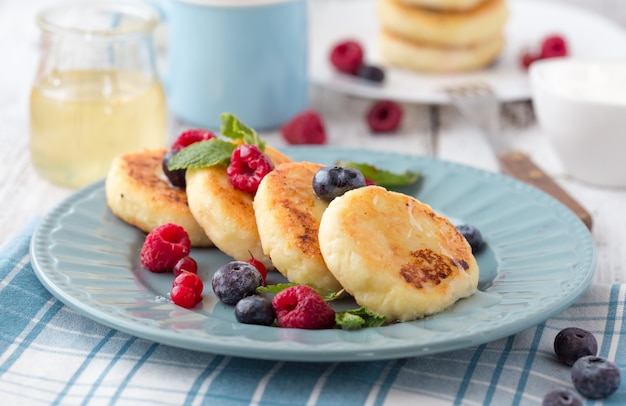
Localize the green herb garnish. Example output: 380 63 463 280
336 307 387 330
167 113 265 171
337 161 420 187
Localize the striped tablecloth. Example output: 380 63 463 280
1 220 624 405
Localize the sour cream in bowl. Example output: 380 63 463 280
529 58 626 188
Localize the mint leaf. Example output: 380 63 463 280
256 283 298 295
220 112 266 150
336 307 386 330
167 139 235 170
338 161 420 187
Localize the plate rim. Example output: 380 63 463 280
30 147 596 362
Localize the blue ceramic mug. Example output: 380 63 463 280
153 0 309 131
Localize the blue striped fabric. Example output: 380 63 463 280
1 222 624 405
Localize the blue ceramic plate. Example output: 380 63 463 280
30 147 596 362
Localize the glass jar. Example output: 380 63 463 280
30 1 167 189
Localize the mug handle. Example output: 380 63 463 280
137 0 171 91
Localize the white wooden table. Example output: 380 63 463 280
1 0 625 285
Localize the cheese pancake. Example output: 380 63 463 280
185 146 292 269
318 186 479 322
254 162 343 292
105 149 213 247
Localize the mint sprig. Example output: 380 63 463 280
336 307 387 330
220 112 266 150
337 161 420 187
167 138 235 170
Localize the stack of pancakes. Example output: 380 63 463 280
106 148 479 322
377 0 509 73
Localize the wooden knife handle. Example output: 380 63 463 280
498 151 593 230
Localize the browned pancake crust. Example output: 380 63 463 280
105 149 213 247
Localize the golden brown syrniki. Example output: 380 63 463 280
105 149 213 247
185 146 293 269
318 186 479 322
254 161 343 292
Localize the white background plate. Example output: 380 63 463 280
30 147 596 362
309 0 626 103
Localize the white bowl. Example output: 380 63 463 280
529 58 626 188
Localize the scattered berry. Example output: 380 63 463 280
554 327 598 366
248 255 267 284
312 166 366 201
140 223 191 273
281 110 327 145
520 50 539 70
542 388 583 406
571 356 621 399
212 261 264 305
226 144 274 193
272 285 336 329
171 271 204 308
357 64 385 83
366 100 403 133
235 295 276 326
541 35 568 59
330 40 364 75
173 256 198 277
171 128 216 151
162 150 187 188
456 224 484 253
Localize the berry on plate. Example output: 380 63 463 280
329 40 364 75
272 285 336 329
171 128 216 151
140 223 191 272
212 261 264 305
356 64 385 83
235 295 275 326
455 224 484 253
162 150 187 188
366 100 403 133
226 144 275 193
312 165 366 201
281 110 327 145
541 35 568 59
173 256 198 277
247 255 267 284
171 271 204 308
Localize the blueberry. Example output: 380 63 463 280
211 261 263 305
356 64 385 83
234 295 276 326
162 150 186 188
554 327 598 366
571 356 621 399
456 224 484 253
312 166 366 201
542 388 583 406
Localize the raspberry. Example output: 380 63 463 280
272 285 336 329
281 110 327 145
171 271 204 308
140 223 191 273
173 256 198 277
541 35 568 59
330 40 364 75
226 144 275 193
366 100 403 133
171 128 216 151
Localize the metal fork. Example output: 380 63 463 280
444 83 593 230
444 82 507 158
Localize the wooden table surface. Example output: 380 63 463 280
1 0 625 285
